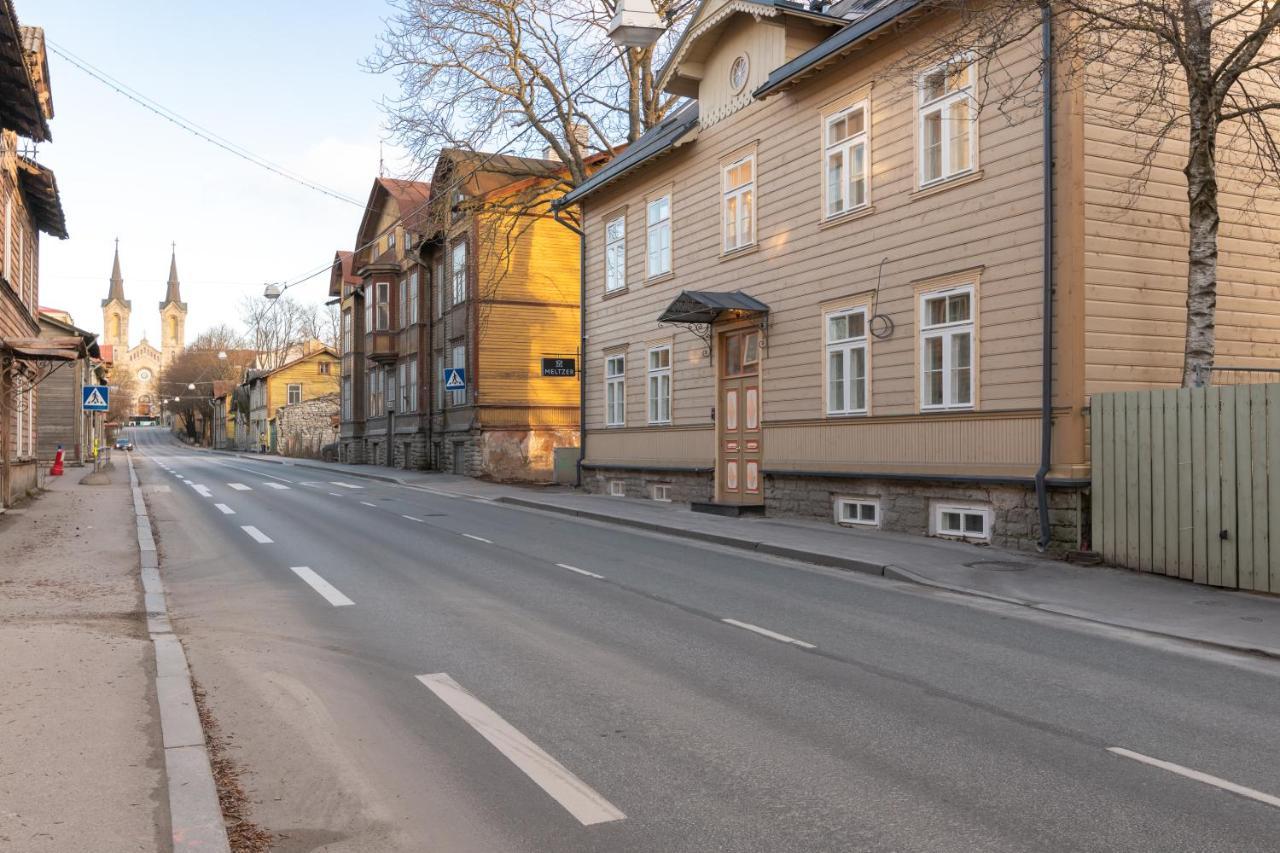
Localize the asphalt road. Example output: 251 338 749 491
128 427 1280 852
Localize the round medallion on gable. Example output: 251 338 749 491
137 368 152 381
729 54 750 93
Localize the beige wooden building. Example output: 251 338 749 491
560 0 1280 553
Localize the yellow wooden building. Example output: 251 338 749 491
245 342 339 453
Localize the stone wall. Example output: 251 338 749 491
478 428 579 483
582 467 714 504
275 395 338 459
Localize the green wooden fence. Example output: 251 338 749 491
1091 385 1280 591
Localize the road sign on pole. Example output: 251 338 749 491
443 368 466 391
82 385 110 411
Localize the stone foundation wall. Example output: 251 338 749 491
391 433 430 470
582 467 713 504
764 474 1084 554
478 428 579 483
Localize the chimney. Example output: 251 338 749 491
542 145 561 161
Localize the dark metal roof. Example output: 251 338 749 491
16 155 65 238
754 0 923 98
0 6 49 141
557 102 699 208
658 290 770 325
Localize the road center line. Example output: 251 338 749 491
360 501 378 507
416 673 625 826
556 563 604 579
227 483 251 491
1107 748 1280 809
330 481 363 489
214 504 235 515
462 533 492 543
289 567 354 607
263 482 291 490
240 525 273 544
721 618 816 649
403 515 425 522
328 492 343 497
191 484 213 497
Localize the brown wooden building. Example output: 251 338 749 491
559 0 1280 553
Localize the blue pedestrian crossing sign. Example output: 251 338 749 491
443 367 466 391
82 385 110 411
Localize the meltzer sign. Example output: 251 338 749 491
540 357 576 377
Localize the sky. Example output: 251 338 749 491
31 0 412 346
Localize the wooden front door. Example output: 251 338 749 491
717 329 763 505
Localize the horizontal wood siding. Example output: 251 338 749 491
478 303 580 408
582 19 1049 476
587 426 715 468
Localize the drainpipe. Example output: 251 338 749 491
1035 0 1055 552
553 206 586 488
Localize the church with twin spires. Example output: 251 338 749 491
100 242 188 418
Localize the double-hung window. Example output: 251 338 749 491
605 215 626 293
435 355 445 410
368 368 383 413
920 286 975 409
722 155 754 252
919 58 976 186
647 345 672 424
398 361 416 412
341 310 351 353
825 308 868 415
398 278 408 329
824 102 869 217
408 269 419 324
385 366 397 414
434 261 444 318
605 354 625 427
375 281 390 331
364 284 373 333
287 384 302 406
451 242 467 305
646 195 671 278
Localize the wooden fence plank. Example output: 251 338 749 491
1151 391 1167 574
1178 388 1193 580
1232 386 1251 590
1191 387 1208 584
1219 387 1238 589
1094 396 1110 563
1138 391 1153 573
1125 391 1141 570
1112 391 1126 565
1206 387 1222 587
1248 384 1267 591
1162 389 1180 575
1268 385 1280 593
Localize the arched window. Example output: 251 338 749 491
110 315 120 339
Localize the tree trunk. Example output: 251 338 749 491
1181 3 1220 388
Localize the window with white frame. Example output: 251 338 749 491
368 368 383 414
920 285 975 410
919 58 976 186
385 366 397 414
609 480 626 497
388 229 397 251
935 503 991 540
364 284 373 333
646 195 671 278
435 354 445 410
835 497 879 527
647 345 672 424
398 361 416 412
287 384 302 405
341 375 351 420
408 269 419 324
342 310 351 353
451 241 467 305
605 215 626 293
722 154 754 252
604 353 625 426
398 277 408 329
434 261 444 317
652 483 672 502
375 281 390 330
824 101 869 217
450 343 466 406
826 307 869 415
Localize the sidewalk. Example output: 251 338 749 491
0 471 164 852
208 448 1280 659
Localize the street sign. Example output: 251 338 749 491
82 385 110 411
443 367 466 391
541 357 576 377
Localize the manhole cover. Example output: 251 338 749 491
964 560 1030 572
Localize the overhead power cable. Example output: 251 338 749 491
46 41 364 207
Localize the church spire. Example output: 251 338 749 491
160 242 185 308
102 238 129 307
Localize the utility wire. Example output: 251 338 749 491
46 41 365 207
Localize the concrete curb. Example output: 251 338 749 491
496 495 1280 662
127 456 232 853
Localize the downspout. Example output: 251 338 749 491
553 205 586 488
1035 1 1055 552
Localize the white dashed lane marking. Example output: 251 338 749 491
191 485 213 497
403 515 425 523
227 483 252 491
556 563 604 580
721 618 816 650
214 504 235 515
289 567 354 607
263 482 291 490
240 525 273 544
462 534 492 544
330 482 363 490
360 501 377 507
1107 748 1280 810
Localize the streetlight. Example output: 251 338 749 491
608 0 665 48
217 351 227 360
187 383 196 390
263 282 283 300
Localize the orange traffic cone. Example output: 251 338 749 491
50 444 64 476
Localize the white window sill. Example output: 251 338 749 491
645 272 675 285
911 170 984 202
819 205 876 230
719 243 758 261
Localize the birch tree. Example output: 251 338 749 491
901 0 1280 387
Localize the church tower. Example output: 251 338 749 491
159 245 187 366
100 240 130 350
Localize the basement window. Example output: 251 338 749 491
651 484 672 502
834 497 878 527
609 480 626 497
934 503 991 541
